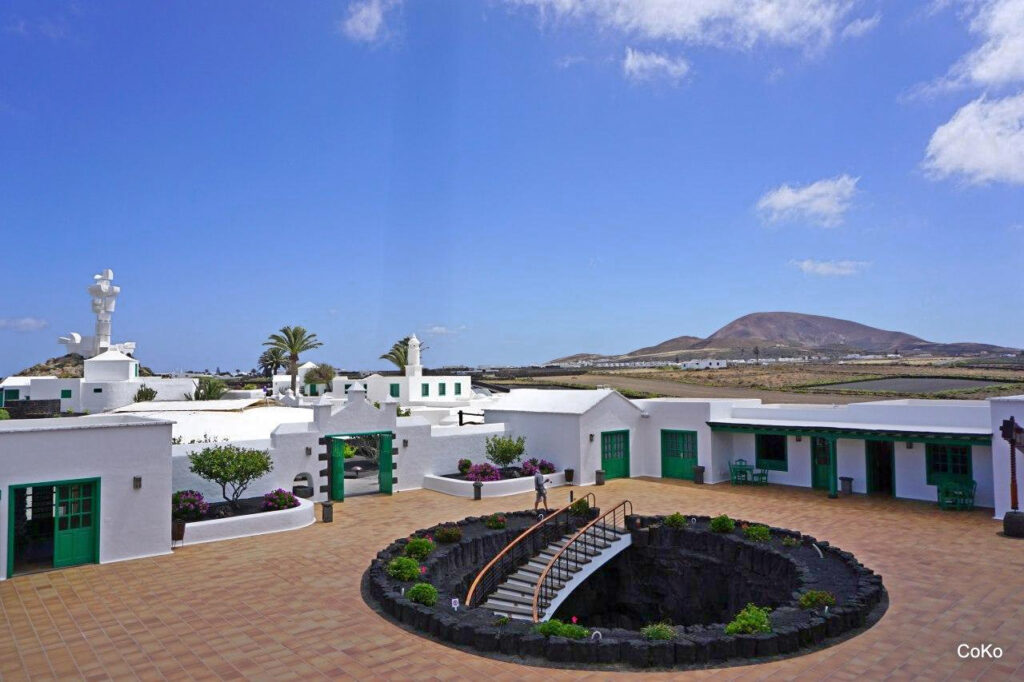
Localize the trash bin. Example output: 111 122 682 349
839 476 853 495
321 500 334 523
595 469 606 486
473 481 483 501
564 468 575 485
693 465 705 485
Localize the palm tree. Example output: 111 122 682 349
263 326 323 392
379 337 411 371
304 363 336 390
258 348 287 377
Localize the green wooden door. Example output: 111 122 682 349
329 438 346 501
601 430 630 480
377 433 394 495
811 437 831 490
661 430 697 480
53 481 98 568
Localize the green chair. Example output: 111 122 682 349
937 478 976 510
751 467 769 485
730 459 750 485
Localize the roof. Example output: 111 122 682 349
707 417 992 445
115 399 263 412
86 350 136 362
484 388 640 415
0 376 35 387
0 414 172 434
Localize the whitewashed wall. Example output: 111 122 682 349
483 411 582 478
578 394 644 485
395 422 505 492
0 417 173 581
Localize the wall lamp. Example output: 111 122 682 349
906 441 914 449
133 476 142 490
589 433 594 442
402 439 409 448
305 446 312 456
795 435 802 442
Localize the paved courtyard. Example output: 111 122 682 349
1 478 1022 681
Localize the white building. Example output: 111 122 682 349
360 335 472 406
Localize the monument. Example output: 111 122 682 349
58 269 137 359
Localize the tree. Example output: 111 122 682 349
185 376 227 401
485 435 526 468
258 348 287 377
304 363 336 390
263 326 323 392
380 336 411 371
133 384 157 403
188 445 273 509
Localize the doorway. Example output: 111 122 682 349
325 431 395 500
810 437 832 490
865 440 895 496
8 479 99 577
601 430 630 480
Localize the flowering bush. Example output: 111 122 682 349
262 488 299 511
386 557 420 581
522 458 557 476
433 524 463 543
465 463 501 482
457 458 472 475
171 490 208 522
404 537 436 561
484 513 507 529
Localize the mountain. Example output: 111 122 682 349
12 354 155 378
549 312 1017 363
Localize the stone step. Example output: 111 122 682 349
485 602 538 619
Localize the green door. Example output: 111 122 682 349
661 430 697 480
329 438 346 501
53 481 98 568
811 437 832 490
378 433 394 495
601 430 630 480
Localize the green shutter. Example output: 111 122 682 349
389 383 400 398
421 383 429 397
60 389 72 399
439 383 446 396
454 383 462 395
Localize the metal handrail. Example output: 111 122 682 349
465 492 596 608
531 499 633 622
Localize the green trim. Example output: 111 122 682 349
421 383 429 397
454 383 462 396
325 431 397 497
708 422 990 447
438 383 446 396
60 389 72 399
389 383 400 398
7 477 100 579
755 433 788 472
925 443 972 486
660 429 698 480
865 440 896 495
600 430 630 479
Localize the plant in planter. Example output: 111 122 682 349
781 535 801 547
457 458 472 475
407 582 438 606
262 488 299 511
663 512 687 529
533 619 589 639
640 621 676 640
569 498 590 516
433 524 462 543
709 514 735 533
386 557 420 581
172 490 209 522
522 457 557 476
742 523 771 543
404 537 436 561
724 603 772 635
798 590 836 610
465 463 501 482
188 445 273 510
484 434 526 469
484 513 507 529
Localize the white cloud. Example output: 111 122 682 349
339 0 399 43
556 55 586 69
0 317 48 332
424 325 465 336
841 12 880 39
622 47 690 83
756 174 859 226
790 259 871 276
507 0 857 50
923 93 1024 184
947 0 1024 89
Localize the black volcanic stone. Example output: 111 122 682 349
648 641 674 667
754 633 778 657
673 638 696 664
709 635 736 660
596 639 622 663
734 634 758 657
520 633 546 658
624 640 652 668
569 638 596 663
498 631 519 655
545 636 571 662
474 627 499 652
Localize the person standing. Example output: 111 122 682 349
534 470 551 513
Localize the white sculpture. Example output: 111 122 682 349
58 269 137 359
405 334 422 377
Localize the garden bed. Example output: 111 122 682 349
423 472 567 498
180 497 315 546
363 513 887 670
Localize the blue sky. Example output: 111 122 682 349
2 1 1023 375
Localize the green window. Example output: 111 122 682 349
454 382 462 396
309 384 318 396
439 383 446 396
93 388 103 394
926 444 971 485
3 388 20 405
389 383 400 398
755 434 788 471
421 383 429 397
344 383 352 391
134 364 139 377
60 389 73 399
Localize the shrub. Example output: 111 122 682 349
663 512 687 529
262 488 299 511
742 524 771 543
457 458 472 475
133 384 157 403
781 536 800 547
185 376 227 401
494 616 510 627
724 604 772 635
533 619 589 639
343 443 357 459
537 458 556 474
522 457 557 476
484 435 526 468
407 582 438 606
304 363 336 388
188 445 273 509
484 514 507 530
433 524 463 543
710 514 735 533
569 498 590 515
171 490 209 522
404 537 436 561
386 557 420 581
798 590 836 610
465 463 501 482
640 622 676 640
0 409 9 420
242 383 258 390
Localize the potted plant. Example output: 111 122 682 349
564 468 575 484
171 489 208 542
